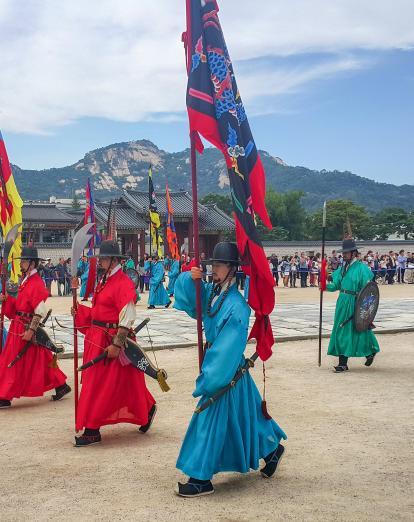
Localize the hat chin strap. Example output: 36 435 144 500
214 266 236 289
101 257 116 282
21 260 35 275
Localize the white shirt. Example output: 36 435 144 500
107 264 136 328
211 279 236 306
20 269 48 318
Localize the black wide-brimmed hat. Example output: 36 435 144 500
209 242 240 265
15 245 43 260
339 238 358 253
98 240 127 258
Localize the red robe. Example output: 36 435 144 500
75 269 155 431
0 273 67 400
181 259 197 272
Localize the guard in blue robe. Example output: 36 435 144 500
148 258 171 309
167 259 180 297
79 263 89 299
174 242 286 497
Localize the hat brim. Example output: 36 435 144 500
90 253 128 259
339 247 359 253
208 257 240 264
15 256 45 261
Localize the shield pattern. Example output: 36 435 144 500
354 281 380 332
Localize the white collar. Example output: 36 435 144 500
212 278 236 305
21 268 37 285
108 264 121 278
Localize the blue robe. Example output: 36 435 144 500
244 275 250 301
79 264 89 298
1 326 7 346
148 262 170 306
174 273 287 481
167 260 180 296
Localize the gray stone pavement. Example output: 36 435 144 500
18 296 414 357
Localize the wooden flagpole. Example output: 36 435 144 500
318 201 327 367
190 132 204 371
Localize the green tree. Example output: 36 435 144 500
200 194 233 216
308 199 374 240
406 211 414 239
264 189 307 240
72 192 81 210
372 207 409 239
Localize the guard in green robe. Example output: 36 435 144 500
327 238 380 372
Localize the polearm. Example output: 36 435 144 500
183 3 204 371
0 223 22 353
70 223 94 431
0 249 7 353
190 132 204 370
318 201 327 366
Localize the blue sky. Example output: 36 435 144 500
1 0 413 185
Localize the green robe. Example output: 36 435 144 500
327 260 380 358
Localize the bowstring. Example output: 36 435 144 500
145 322 158 369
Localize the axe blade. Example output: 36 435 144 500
1 223 22 261
71 223 94 276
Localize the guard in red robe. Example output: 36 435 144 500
74 240 156 446
0 246 70 408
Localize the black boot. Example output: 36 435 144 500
147 305 155 309
333 365 349 373
165 300 172 308
334 355 349 373
260 444 285 478
52 383 71 401
0 399 11 409
365 353 376 367
175 478 214 497
139 404 157 433
74 428 101 447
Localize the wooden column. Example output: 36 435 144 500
188 218 194 255
139 230 146 259
131 234 139 264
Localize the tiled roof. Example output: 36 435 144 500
95 203 147 231
200 204 235 231
121 190 207 218
23 203 77 224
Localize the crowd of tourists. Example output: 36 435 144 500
265 249 414 288
36 248 414 298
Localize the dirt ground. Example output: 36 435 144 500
48 280 414 314
0 331 413 522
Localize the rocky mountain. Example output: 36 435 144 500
11 139 414 212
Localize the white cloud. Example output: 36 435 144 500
0 0 413 134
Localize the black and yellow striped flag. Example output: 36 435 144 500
148 165 163 256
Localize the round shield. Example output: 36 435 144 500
125 268 139 289
354 281 380 332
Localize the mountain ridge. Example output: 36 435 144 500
11 139 414 212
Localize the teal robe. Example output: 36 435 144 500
148 261 170 306
174 273 286 481
327 260 380 358
79 264 89 298
167 260 180 296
